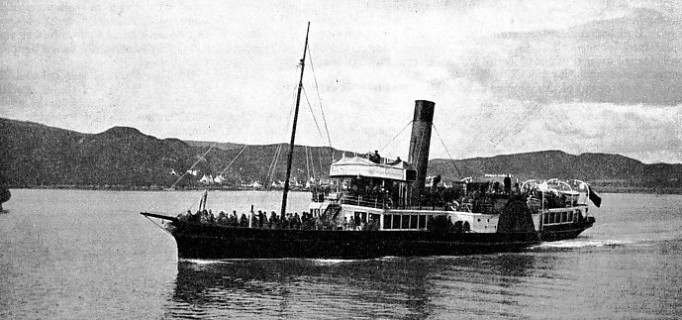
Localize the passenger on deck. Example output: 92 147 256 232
504 174 512 194
178 210 192 221
292 212 301 230
269 211 278 229
217 211 227 224
200 210 210 223
369 150 381 163
229 211 238 226
239 213 248 227
190 210 201 223
257 210 264 228
260 211 268 228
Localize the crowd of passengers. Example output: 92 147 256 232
178 209 326 230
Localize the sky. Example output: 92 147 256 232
1 0 681 164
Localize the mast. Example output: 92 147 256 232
280 22 310 217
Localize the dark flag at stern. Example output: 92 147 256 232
589 188 602 208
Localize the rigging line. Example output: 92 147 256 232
266 144 282 185
170 143 217 189
305 145 311 182
316 146 323 180
379 120 413 153
311 147 317 180
432 124 462 178
266 64 300 186
269 144 285 185
307 45 333 149
219 145 247 176
143 215 172 235
302 86 326 141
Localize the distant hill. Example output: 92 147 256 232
1 117 680 192
0 118 340 188
428 151 682 191
184 140 245 151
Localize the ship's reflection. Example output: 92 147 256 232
165 253 543 319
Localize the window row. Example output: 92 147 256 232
383 214 428 230
543 210 574 225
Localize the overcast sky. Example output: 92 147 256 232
2 0 681 164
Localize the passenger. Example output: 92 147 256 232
260 211 268 228
293 212 302 230
229 211 239 226
239 213 248 227
285 213 294 229
504 174 512 194
199 210 209 223
257 210 264 228
178 210 192 221
269 211 278 229
369 150 381 163
217 211 227 224
189 210 201 223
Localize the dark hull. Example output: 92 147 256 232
167 222 537 259
540 217 596 242
142 213 594 259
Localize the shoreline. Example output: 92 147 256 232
5 185 312 192
5 184 682 195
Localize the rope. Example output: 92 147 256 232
265 144 283 185
219 145 247 175
307 45 333 150
305 146 311 182
379 120 413 153
169 143 217 189
143 214 172 234
302 86 326 140
432 124 462 178
264 63 300 186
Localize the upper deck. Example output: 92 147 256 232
329 156 415 182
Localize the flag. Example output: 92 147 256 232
588 188 602 208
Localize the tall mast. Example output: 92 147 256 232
280 22 310 217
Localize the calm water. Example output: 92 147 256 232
0 190 681 319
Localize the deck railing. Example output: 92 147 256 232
339 194 390 209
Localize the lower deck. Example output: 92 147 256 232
310 201 592 234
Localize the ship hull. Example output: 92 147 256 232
539 217 596 242
168 221 543 259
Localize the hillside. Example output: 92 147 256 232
184 140 246 151
428 151 682 191
1 117 681 192
0 118 340 188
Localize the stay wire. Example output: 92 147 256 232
169 143 217 189
302 86 326 141
219 145 247 176
379 120 413 153
307 45 333 149
432 124 462 178
143 214 172 235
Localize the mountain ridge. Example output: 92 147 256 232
1 117 680 192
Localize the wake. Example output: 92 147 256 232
533 238 650 249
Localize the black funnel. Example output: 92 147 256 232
408 100 435 205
